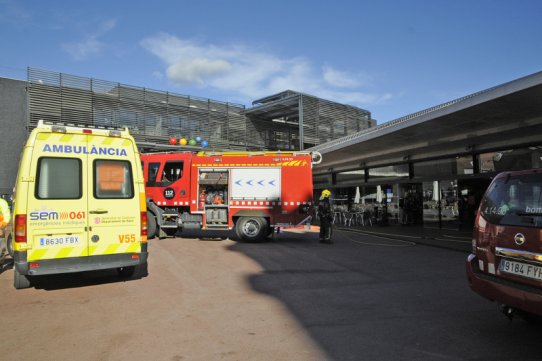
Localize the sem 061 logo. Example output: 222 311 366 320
30 211 86 221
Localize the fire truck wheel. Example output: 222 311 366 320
14 268 31 289
235 217 268 242
147 211 157 239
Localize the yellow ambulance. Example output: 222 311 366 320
10 120 148 289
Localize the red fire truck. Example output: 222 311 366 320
141 151 321 241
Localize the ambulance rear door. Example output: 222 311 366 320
87 135 141 257
26 132 90 262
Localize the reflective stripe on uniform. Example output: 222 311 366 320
0 198 11 224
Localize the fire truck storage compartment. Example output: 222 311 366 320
199 170 229 226
205 207 228 224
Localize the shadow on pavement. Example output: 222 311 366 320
226 228 542 361
21 263 148 291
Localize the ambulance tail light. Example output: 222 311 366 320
14 214 27 243
140 211 148 237
83 129 93 134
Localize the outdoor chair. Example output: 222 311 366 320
343 212 354 226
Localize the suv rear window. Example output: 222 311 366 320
480 172 542 227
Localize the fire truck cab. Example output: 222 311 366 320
141 151 320 242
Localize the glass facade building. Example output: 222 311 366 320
319 147 542 231
26 68 375 152
310 70 542 231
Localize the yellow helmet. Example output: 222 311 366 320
321 189 331 198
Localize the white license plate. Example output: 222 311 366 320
499 259 542 281
39 235 81 247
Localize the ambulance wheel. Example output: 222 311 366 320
14 268 31 289
117 266 136 278
7 234 14 257
235 217 268 242
147 211 157 239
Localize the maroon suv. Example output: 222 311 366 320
466 169 542 319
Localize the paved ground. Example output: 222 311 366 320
0 231 326 361
334 223 473 253
1 227 541 361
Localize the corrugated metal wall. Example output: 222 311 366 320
27 68 374 151
27 68 246 150
312 96 371 145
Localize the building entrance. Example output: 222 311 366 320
400 180 461 230
399 183 423 226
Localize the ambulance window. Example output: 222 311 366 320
161 161 183 186
94 160 134 199
36 157 82 199
148 162 160 183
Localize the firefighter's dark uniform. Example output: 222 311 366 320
318 192 333 244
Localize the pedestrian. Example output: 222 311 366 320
318 189 333 244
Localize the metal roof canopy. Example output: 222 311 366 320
310 71 542 175
246 91 302 121
247 90 371 121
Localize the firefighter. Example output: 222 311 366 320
317 189 333 244
0 196 10 261
0 196 9 236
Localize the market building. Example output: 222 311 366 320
309 70 542 231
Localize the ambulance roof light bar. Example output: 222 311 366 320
39 119 126 131
37 119 128 135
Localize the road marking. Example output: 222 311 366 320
340 229 421 239
339 230 416 247
433 237 471 244
442 234 472 240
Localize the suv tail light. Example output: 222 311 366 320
475 211 487 232
140 211 148 241
472 211 487 253
15 214 27 243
